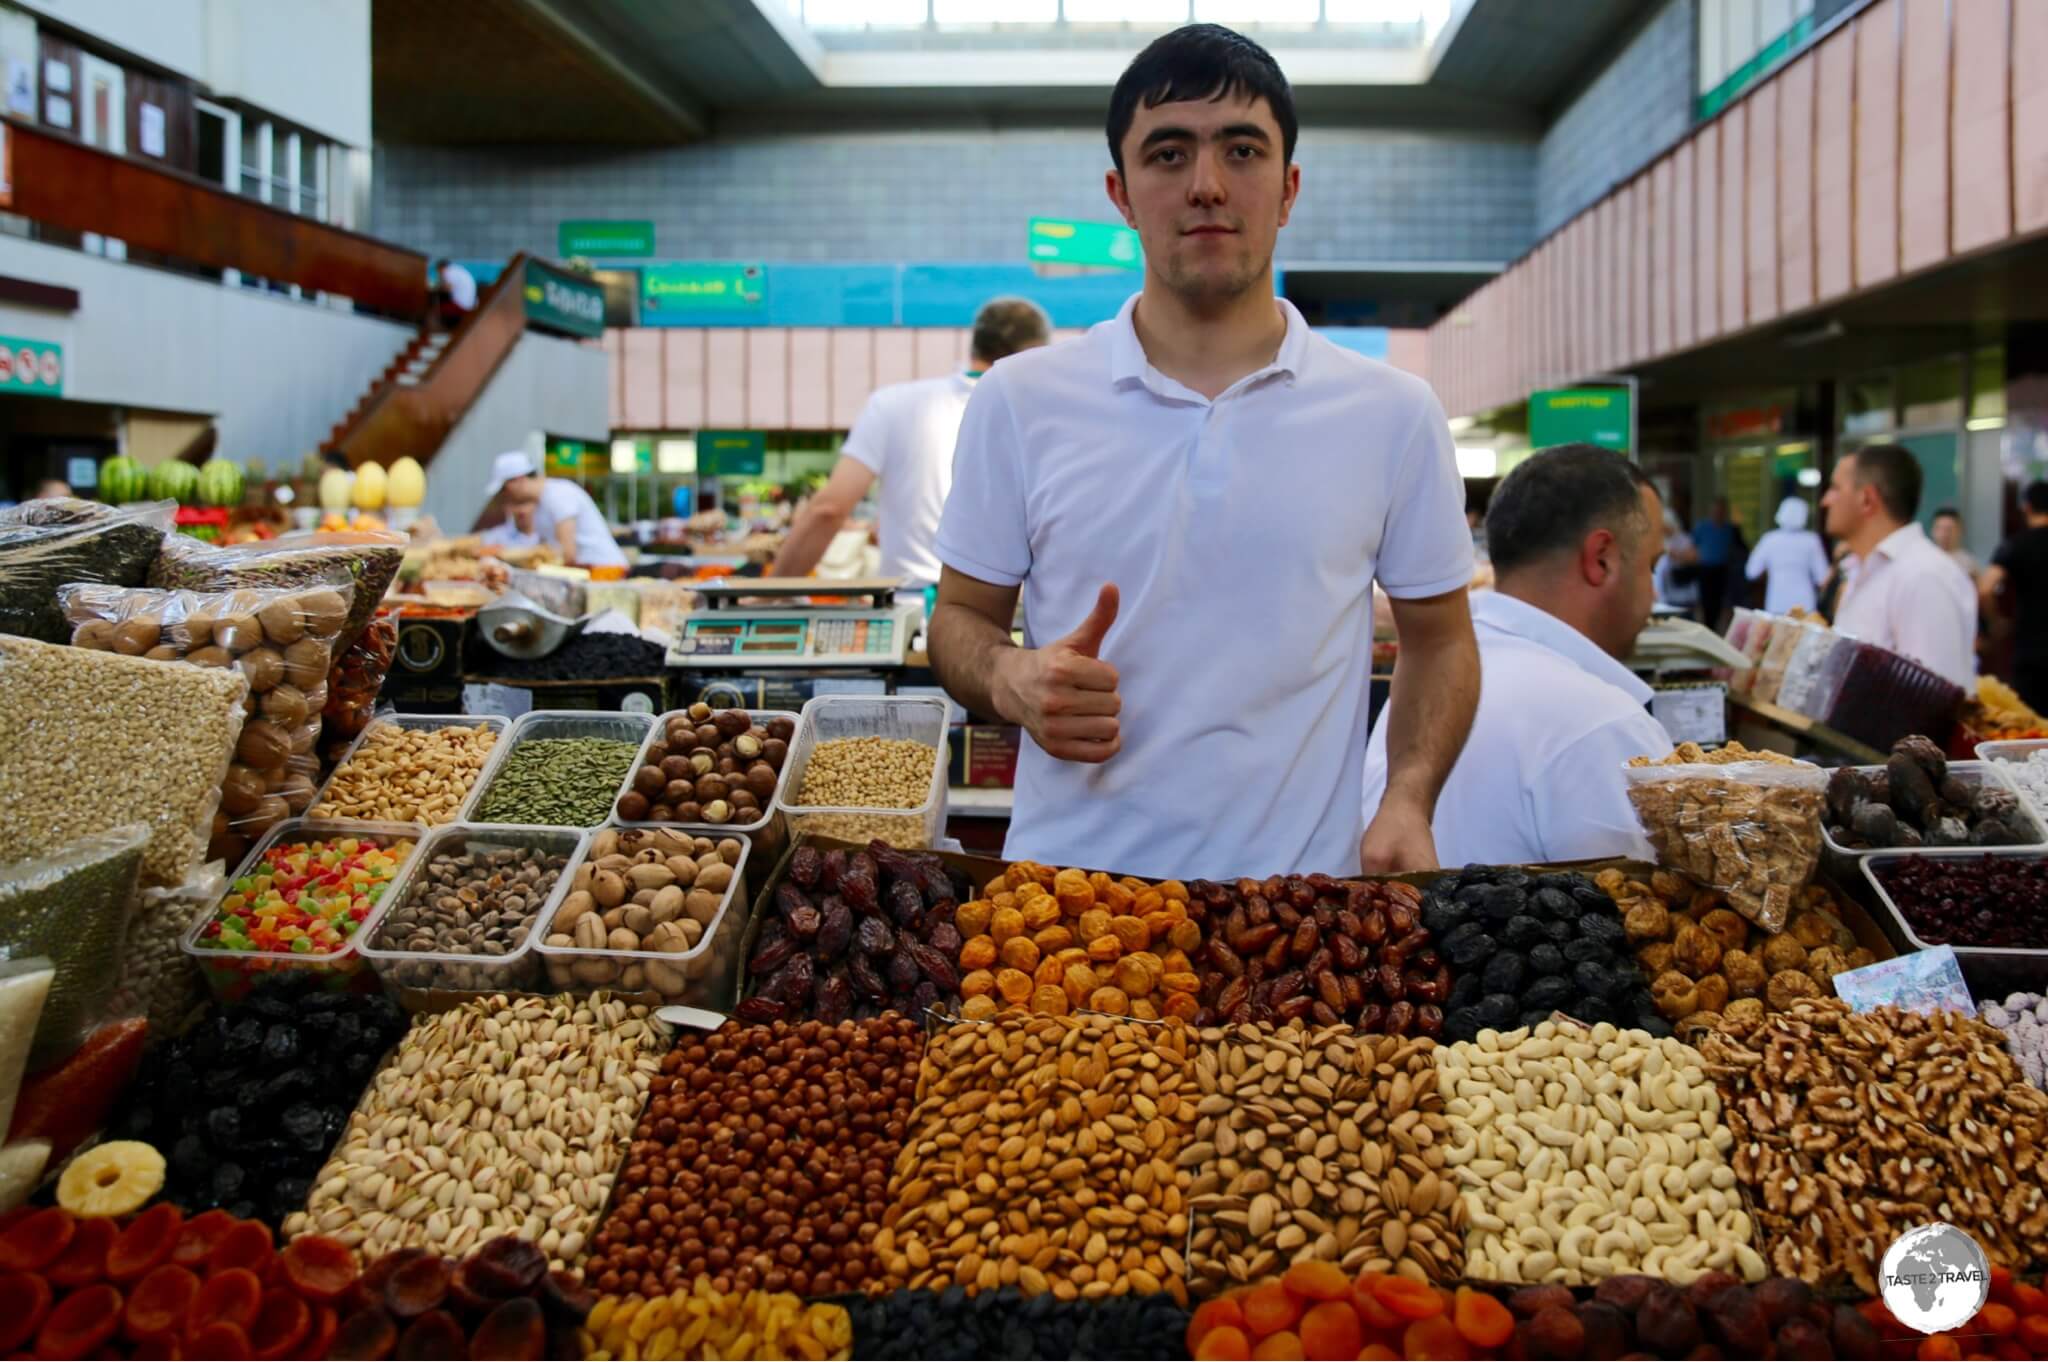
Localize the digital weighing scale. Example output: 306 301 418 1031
667 578 925 668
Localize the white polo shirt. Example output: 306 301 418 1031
482 479 627 569
1362 591 1672 868
1832 521 1976 688
840 373 974 592
936 294 1473 879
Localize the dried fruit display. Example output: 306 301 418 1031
1423 867 1665 1041
325 1235 593 1361
1825 736 2039 849
1872 853 2048 950
955 860 1201 1021
1183 875 1445 1035
1624 742 1826 931
1491 1272 1886 1361
738 841 971 1023
1185 1266 1514 1360
1607 867 1874 1033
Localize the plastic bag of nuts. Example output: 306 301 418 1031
537 827 747 1004
59 580 356 867
582 1016 923 1300
616 704 795 827
1184 1023 1464 1295
1623 744 1828 932
875 1011 1198 1304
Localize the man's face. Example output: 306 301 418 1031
1602 485 1666 659
1106 91 1298 307
1932 514 1962 550
502 476 542 534
1822 458 1871 539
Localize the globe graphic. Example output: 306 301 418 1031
1880 1223 1990 1335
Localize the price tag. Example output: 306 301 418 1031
1651 683 1727 746
1832 946 1974 1016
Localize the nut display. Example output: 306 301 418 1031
106 875 210 1040
1982 991 2048 1088
1624 742 1826 932
850 1286 1190 1361
1185 1024 1463 1294
284 991 668 1269
952 859 1200 1023
582 1016 922 1299
1606 869 1873 1033
367 835 571 991
1424 867 1666 1041
1184 876 1445 1034
1698 998 2048 1291
61 582 352 865
1440 1020 1762 1286
875 1012 1197 1303
327 1235 595 1362
311 719 500 825
1825 737 2039 848
790 736 941 845
616 705 793 825
581 1282 853 1361
739 842 970 1024
0 635 249 888
539 827 744 999
1871 852 2048 949
473 735 642 827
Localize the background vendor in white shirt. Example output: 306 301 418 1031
1364 444 1674 867
1821 443 1976 688
770 298 1052 592
478 451 629 571
929 25 1480 880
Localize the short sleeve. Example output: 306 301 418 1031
935 372 1032 587
1532 715 1672 863
837 390 893 478
1374 382 1476 598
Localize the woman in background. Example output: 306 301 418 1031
1745 495 1831 614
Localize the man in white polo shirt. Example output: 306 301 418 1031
929 25 1479 880
1822 442 1977 688
1363 445 1675 867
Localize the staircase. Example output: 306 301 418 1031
321 330 453 454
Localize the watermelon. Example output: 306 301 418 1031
197 457 245 508
99 456 146 505
147 460 201 505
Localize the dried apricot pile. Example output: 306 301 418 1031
1185 1260 1513 1360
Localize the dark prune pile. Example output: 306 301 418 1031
1825 735 2039 849
1182 875 1449 1035
1428 868 1667 1041
1504 1274 1881 1360
106 975 408 1226
332 1236 592 1362
1875 852 2048 948
737 841 970 1023
846 1286 1190 1361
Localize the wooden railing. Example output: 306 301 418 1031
329 253 534 470
0 115 428 318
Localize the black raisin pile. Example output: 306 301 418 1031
1424 867 1668 1041
105 976 409 1226
846 1286 1190 1360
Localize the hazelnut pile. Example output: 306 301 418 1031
616 705 791 826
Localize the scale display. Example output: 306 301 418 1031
668 610 912 667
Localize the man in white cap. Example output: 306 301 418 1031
478 451 628 570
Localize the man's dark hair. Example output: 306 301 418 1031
2025 479 2048 516
1486 443 1656 577
1850 443 1923 524
1106 24 1298 176
970 297 1052 364
1932 505 1962 522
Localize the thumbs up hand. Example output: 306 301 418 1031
993 583 1124 764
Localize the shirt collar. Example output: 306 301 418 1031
1106 292 1309 397
1871 520 1928 562
1472 591 1654 706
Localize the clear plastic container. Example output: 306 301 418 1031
181 818 425 1001
1978 739 2048 825
308 713 511 826
534 829 754 1010
1821 761 2048 863
466 709 653 828
357 822 587 1008
609 708 801 860
1861 848 2048 997
773 696 951 849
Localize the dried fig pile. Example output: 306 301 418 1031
1826 734 2038 849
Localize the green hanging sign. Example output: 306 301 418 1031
697 430 765 477
558 219 656 257
641 264 766 314
1530 388 1632 453
521 260 605 338
1027 217 1142 270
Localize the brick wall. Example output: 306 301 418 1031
373 126 1534 267
1535 0 1697 237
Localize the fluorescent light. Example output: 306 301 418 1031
657 438 696 473
1966 417 2006 431
1456 446 1497 478
1796 468 1823 488
610 439 638 474
1446 415 1475 434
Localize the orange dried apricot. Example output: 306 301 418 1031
1062 964 1097 1006
1162 948 1193 974
1451 1287 1512 1348
1132 889 1165 917
1158 879 1189 903
1242 1282 1301 1339
1129 997 1160 1021
995 968 1034 1004
1088 986 1131 1015
956 901 993 936
959 969 996 998
1402 1314 1468 1361
1371 1275 1443 1321
983 874 1009 899
1349 1276 1403 1331
1100 880 1136 914
1033 924 1075 953
1168 919 1203 952
1003 863 1038 891
1194 1325 1251 1361
1110 915 1151 951
1281 1261 1350 1303
1298 1301 1361 1361
1088 935 1124 963
1021 897 1063 931
1188 1297 1246 1349
1143 911 1179 940
1356 1348 1398 1362
1115 956 1159 996
960 935 998 970
1162 971 1202 994
1162 991 1200 1021
1251 1329 1302 1360
989 907 1026 943
1035 957 1067 989
1000 937 1042 972
960 994 999 1020
1077 909 1113 941
1031 985 1071 1015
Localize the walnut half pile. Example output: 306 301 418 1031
1603 869 1875 1035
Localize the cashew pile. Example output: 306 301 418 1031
283 991 668 1270
1699 998 2048 1292
1184 1023 1462 1294
1441 1020 1762 1287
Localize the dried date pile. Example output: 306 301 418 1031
739 841 969 1023
1181 875 1449 1036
